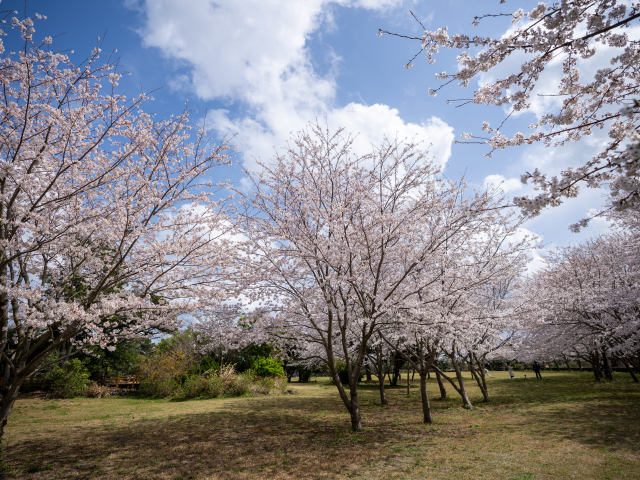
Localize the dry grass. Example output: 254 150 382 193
3 371 640 479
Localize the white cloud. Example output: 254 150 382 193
135 0 452 170
508 227 545 273
483 174 522 193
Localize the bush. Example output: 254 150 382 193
181 373 224 398
85 383 111 398
203 375 225 398
250 376 275 395
139 361 287 399
138 349 194 384
49 359 90 398
140 378 182 397
252 356 285 378
138 348 195 396
273 376 288 393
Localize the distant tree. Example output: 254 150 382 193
79 339 155 377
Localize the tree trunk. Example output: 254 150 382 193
620 357 639 383
378 372 388 405
447 352 473 409
433 359 473 409
391 355 404 386
349 388 362 431
406 367 411 396
365 364 372 382
434 366 447 399
0 362 9 390
374 346 388 405
602 348 613 381
327 350 362 432
0 377 22 454
419 370 432 423
470 354 489 403
591 353 602 381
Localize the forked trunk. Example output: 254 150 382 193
329 366 364 432
374 346 388 405
434 367 447 399
470 354 489 403
415 348 436 423
448 352 473 409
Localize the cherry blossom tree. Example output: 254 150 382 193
379 228 531 418
205 123 532 431
0 14 234 447
517 230 640 381
379 1 640 228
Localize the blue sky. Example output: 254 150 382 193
6 0 617 263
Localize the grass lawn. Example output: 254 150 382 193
3 370 639 479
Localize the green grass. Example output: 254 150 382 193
2 370 639 479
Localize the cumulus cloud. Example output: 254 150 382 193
483 174 523 193
508 227 545 273
134 0 453 170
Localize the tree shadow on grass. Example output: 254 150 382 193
519 398 640 453
6 376 640 479
6 393 406 480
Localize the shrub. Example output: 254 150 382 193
138 349 194 397
138 361 288 399
200 357 220 374
181 374 225 398
138 349 194 383
273 376 288 393
49 359 90 398
85 383 111 398
250 376 275 395
229 370 253 396
252 356 285 378
203 375 225 398
140 378 182 397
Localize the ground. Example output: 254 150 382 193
2 371 640 479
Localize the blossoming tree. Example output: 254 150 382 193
208 123 532 431
0 14 234 446
517 228 640 381
379 1 640 229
